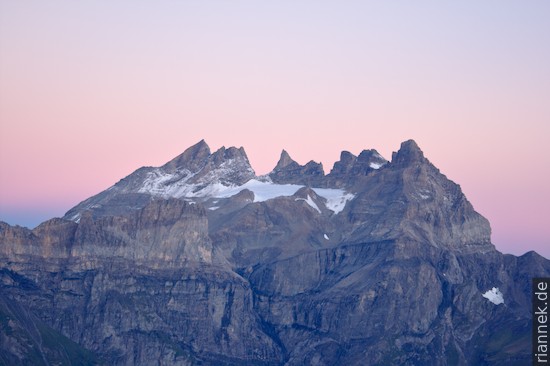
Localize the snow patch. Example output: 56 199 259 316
295 195 321 213
482 287 504 305
369 162 385 169
216 180 302 202
417 189 432 200
138 172 355 214
324 234 330 240
312 188 355 214
138 169 195 198
69 213 81 222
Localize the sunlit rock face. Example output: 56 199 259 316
1 139 548 365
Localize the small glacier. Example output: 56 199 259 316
482 287 504 305
138 175 355 214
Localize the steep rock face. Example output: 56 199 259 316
0 289 99 365
246 239 546 365
339 140 492 252
209 187 335 269
268 150 325 186
326 148 388 187
71 199 212 267
162 139 211 172
1 139 549 365
0 223 39 258
2 199 212 269
0 219 77 262
64 141 255 222
0 262 283 365
1 200 283 365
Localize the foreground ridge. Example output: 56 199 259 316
1 139 548 365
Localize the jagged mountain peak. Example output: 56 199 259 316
162 139 211 172
357 148 387 168
391 139 426 166
159 142 255 186
210 145 251 166
327 148 388 186
196 144 256 186
65 139 456 228
63 141 257 221
357 148 383 161
159 139 253 174
274 149 296 170
3 138 549 365
269 153 324 185
340 150 357 162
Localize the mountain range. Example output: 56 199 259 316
1 139 548 365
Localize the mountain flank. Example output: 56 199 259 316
1 139 548 365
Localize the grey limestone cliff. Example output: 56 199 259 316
269 150 325 187
1 139 548 365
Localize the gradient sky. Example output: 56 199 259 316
0 1 549 258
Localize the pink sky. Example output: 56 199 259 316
1 1 549 258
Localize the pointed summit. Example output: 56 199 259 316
327 148 388 187
391 139 425 166
163 140 211 172
269 151 324 186
211 146 251 165
356 149 388 169
274 150 296 171
329 151 357 176
200 145 255 185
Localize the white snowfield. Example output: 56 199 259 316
482 287 504 305
295 195 322 214
369 162 385 169
313 188 355 214
214 179 302 202
138 172 355 214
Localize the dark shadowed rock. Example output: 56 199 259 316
1 139 548 365
162 139 211 172
391 139 426 166
0 289 100 365
330 150 357 175
269 150 325 186
327 148 388 187
273 150 294 170
338 141 492 252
